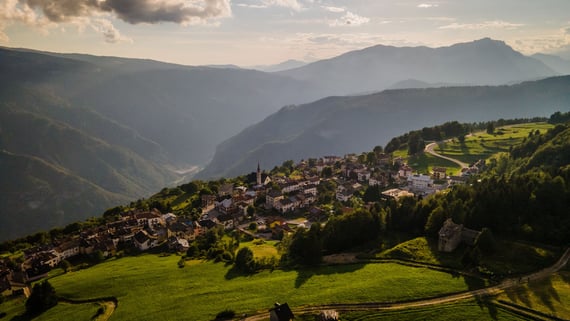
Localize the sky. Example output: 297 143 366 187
1 0 570 66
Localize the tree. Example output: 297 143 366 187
59 260 71 273
234 247 256 273
321 166 333 178
486 123 495 135
26 281 58 315
476 228 496 254
424 206 446 237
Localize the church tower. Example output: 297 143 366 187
256 162 262 185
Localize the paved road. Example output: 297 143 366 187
243 248 570 320
424 142 469 169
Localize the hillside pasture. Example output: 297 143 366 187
497 271 570 320
43 254 482 321
435 123 554 165
335 300 531 321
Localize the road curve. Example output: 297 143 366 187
243 248 570 320
425 142 469 169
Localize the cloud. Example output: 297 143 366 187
0 0 231 43
329 11 370 27
21 0 232 24
89 18 132 43
322 6 344 13
263 0 302 11
417 3 438 8
439 20 524 30
235 0 302 11
236 3 268 9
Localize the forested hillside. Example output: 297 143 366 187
199 76 570 179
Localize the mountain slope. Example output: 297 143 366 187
0 47 329 240
532 53 570 75
0 150 130 241
278 38 555 95
199 76 570 179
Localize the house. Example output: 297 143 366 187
408 174 433 191
336 185 354 202
356 170 371 182
269 303 294 321
135 211 162 227
398 164 413 178
432 167 447 180
448 176 467 186
218 183 234 197
168 237 190 253
266 189 284 209
381 188 414 200
438 219 481 252
217 214 235 230
197 219 218 231
438 219 463 252
55 240 80 260
168 221 195 240
133 230 159 251
201 194 216 208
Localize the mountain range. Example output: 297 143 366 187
1 37 569 240
277 38 557 95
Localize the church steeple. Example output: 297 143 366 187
256 162 262 185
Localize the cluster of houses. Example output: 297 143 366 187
2 153 485 297
1 209 219 291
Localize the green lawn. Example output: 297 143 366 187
0 298 100 321
407 153 462 176
497 271 570 319
335 300 531 321
435 123 554 165
37 254 483 321
377 237 464 269
239 240 280 259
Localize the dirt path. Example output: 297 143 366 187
243 248 570 320
424 141 469 169
58 297 117 321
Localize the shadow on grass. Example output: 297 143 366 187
464 275 498 320
224 266 253 280
528 277 559 313
293 263 366 288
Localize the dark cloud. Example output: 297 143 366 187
22 0 231 24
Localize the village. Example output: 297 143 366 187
1 151 484 297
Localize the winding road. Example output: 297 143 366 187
424 141 469 169
243 248 570 320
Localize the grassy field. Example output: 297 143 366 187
332 300 531 321
408 152 463 176
239 240 280 259
377 237 464 269
26 254 484 321
0 297 101 321
435 123 554 165
497 271 570 319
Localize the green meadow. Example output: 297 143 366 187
336 300 531 321
239 240 280 259
33 254 482 321
435 123 554 165
497 271 570 320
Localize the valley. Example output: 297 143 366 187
2 119 569 320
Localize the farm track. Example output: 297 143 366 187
424 141 469 169
58 296 117 321
243 248 570 321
